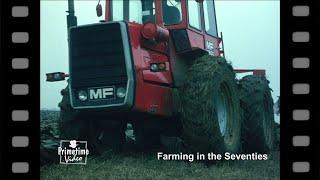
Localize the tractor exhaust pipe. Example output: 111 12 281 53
67 0 77 33
46 0 77 82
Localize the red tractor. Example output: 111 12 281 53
47 0 276 154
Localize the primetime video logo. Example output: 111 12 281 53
58 140 89 165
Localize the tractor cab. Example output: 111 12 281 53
104 0 223 57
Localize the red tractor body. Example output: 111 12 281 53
72 0 224 117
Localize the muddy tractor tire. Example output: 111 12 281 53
239 75 276 153
179 55 241 154
58 85 125 155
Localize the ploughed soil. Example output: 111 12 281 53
40 110 280 180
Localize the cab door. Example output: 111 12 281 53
184 0 221 56
186 0 205 50
202 0 221 56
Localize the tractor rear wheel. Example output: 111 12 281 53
239 75 276 152
58 85 125 155
179 55 241 154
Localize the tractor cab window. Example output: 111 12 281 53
203 0 218 37
187 0 201 30
162 0 182 25
111 0 155 24
112 0 124 21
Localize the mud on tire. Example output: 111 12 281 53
239 75 276 153
58 85 125 155
58 86 84 140
179 55 241 154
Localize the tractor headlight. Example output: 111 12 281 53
150 64 158 71
116 87 126 98
150 63 166 72
78 90 88 101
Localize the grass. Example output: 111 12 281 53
40 110 279 180
41 150 279 180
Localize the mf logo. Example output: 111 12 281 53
88 87 114 100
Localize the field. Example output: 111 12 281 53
40 110 280 180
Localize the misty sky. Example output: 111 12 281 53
40 0 280 116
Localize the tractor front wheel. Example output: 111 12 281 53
179 55 241 154
58 85 125 155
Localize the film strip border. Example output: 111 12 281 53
0 0 319 179
281 0 319 179
0 0 40 178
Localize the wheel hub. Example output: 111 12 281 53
215 85 229 136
